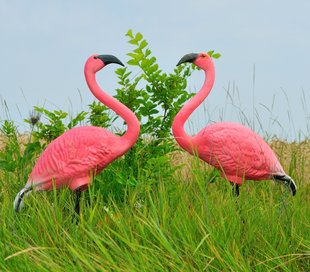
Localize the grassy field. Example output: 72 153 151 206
0 137 309 271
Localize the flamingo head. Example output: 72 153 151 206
177 52 213 70
85 54 124 73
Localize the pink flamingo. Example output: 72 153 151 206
14 54 140 213
172 53 297 196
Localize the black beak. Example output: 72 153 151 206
176 53 198 66
96 55 124 66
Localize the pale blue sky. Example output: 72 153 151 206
1 0 309 140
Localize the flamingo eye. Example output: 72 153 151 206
94 56 98 59
201 54 206 58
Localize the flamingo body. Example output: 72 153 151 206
194 122 283 184
173 52 296 195
27 126 125 191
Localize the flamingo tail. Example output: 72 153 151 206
273 175 297 196
14 186 33 212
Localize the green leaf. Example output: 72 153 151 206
149 63 159 73
207 50 215 57
145 49 151 57
128 39 139 45
128 52 143 62
212 53 221 59
135 32 143 42
133 48 142 54
126 29 133 38
127 59 139 66
127 52 139 59
149 57 156 66
115 67 126 76
139 40 148 50
149 109 159 114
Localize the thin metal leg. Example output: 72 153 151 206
74 189 82 215
231 183 240 197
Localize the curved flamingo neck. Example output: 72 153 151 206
172 67 215 154
84 70 140 152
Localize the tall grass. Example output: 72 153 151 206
0 148 309 271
